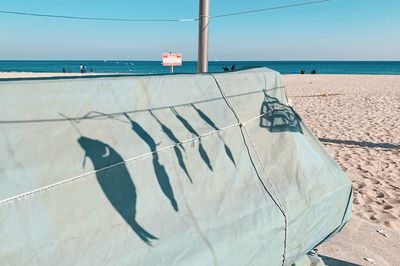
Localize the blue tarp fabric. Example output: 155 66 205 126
0 68 351 265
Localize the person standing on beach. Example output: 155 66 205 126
80 64 84 73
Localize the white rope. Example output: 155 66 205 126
209 74 289 266
0 113 265 206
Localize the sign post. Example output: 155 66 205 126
162 52 182 73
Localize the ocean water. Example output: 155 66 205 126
0 60 400 75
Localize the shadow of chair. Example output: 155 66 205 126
260 95 303 134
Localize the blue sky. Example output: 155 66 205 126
1 0 399 60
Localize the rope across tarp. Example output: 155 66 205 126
0 110 287 206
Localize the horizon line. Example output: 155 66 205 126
1 59 400 62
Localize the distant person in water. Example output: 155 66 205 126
62 68 66 73
311 69 317 74
223 66 229 72
231 64 236 71
90 68 93 73
300 69 305 74
80 64 87 73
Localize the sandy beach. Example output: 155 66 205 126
1 72 399 264
0 72 107 79
284 74 400 230
284 74 400 265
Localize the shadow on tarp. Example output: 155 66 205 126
171 107 213 171
77 136 157 245
191 104 236 167
124 113 178 212
319 255 361 266
150 110 193 183
260 95 303 134
318 138 400 150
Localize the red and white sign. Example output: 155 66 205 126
162 53 182 66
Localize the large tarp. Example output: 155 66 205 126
0 68 351 265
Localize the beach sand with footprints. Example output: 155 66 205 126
285 74 400 265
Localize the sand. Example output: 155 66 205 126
1 72 399 264
284 74 400 231
284 74 400 265
0 72 110 79
317 217 400 265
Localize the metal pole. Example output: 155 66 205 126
197 0 209 73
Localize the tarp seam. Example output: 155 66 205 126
209 73 288 266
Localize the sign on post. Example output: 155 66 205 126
162 53 182 73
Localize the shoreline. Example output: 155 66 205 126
1 72 400 79
0 72 107 79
